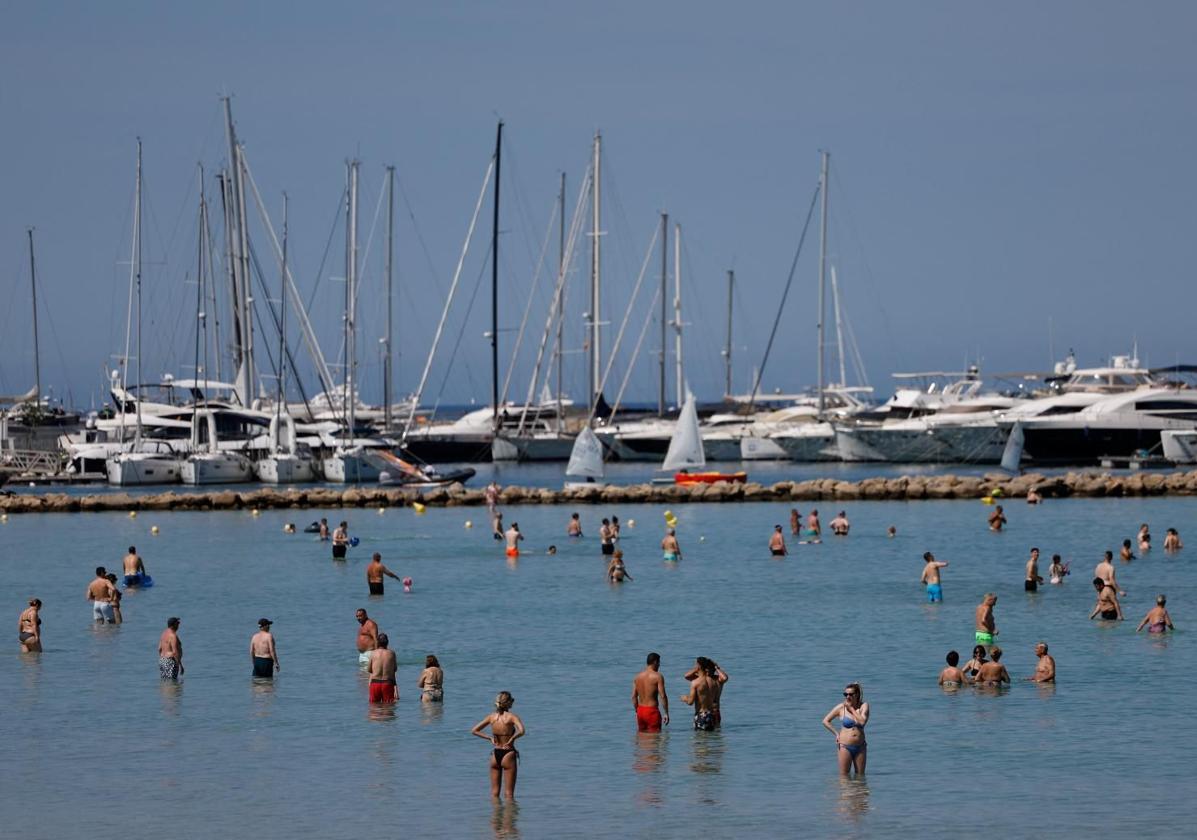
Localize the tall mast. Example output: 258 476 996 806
346 160 359 440
491 121 503 431
658 212 668 415
26 228 41 405
277 192 288 427
134 139 144 446
384 165 395 432
234 145 255 404
673 222 683 408
724 270 734 399
816 150 830 416
831 265 846 387
589 131 602 413
193 165 206 397
556 171 565 432
221 96 253 406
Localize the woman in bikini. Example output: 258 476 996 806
418 655 444 701
961 645 988 682
471 691 526 799
18 598 42 653
823 682 868 776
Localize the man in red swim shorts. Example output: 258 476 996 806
368 633 398 703
632 651 670 731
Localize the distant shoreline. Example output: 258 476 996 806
2 471 1195 514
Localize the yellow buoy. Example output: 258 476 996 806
151 526 160 535
981 496 994 505
412 502 426 514
464 520 473 528
991 487 1003 497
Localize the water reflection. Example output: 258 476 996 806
835 776 871 823
250 676 277 718
159 679 183 716
632 730 669 806
490 799 520 839
420 699 446 725
367 702 397 724
689 731 725 776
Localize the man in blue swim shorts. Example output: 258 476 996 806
920 551 949 602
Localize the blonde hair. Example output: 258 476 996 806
495 691 514 712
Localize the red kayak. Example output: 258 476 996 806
674 471 748 485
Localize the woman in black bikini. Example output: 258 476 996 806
471 691 526 799
960 645 988 682
18 598 42 653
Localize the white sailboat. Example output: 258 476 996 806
564 425 605 488
180 409 254 485
661 393 746 485
257 412 315 483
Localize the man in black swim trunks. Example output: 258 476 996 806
366 552 401 595
250 618 280 678
599 518 615 557
332 521 350 559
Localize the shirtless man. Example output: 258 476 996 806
681 657 728 730
1090 578 1123 621
938 650 964 685
1164 528 1183 551
661 528 682 562
830 511 850 536
790 509 801 536
1024 547 1044 593
86 567 117 624
611 515 622 542
504 522 524 558
567 512 583 538
768 525 787 557
974 646 1010 685
318 518 330 541
1026 487 1042 504
1095 551 1125 596
988 505 1006 532
158 617 183 680
250 618 280 678
356 608 380 667
806 510 822 540
1028 642 1055 682
632 652 670 731
599 518 615 557
122 546 148 587
921 552 948 602
332 521 350 560
975 593 998 645
366 552 401 595
1137 595 1174 633
368 633 398 703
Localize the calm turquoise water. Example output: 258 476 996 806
1 496 1194 838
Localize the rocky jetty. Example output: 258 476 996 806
2 471 1197 515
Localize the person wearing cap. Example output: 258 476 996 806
251 618 280 678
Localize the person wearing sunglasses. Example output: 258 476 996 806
822 683 868 776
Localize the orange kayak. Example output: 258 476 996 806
674 471 748 485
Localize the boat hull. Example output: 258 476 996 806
1019 427 1165 466
322 453 383 483
491 435 575 462
106 456 182 486
256 455 317 484
674 471 747 485
181 454 254 485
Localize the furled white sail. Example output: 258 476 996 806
1000 421 1024 473
662 394 705 472
566 426 604 479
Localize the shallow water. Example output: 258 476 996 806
1 496 1194 838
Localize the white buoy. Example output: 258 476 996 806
378 507 386 514
627 518 636 527
699 535 706 542
251 509 261 517
151 526 160 535
465 520 473 528
128 511 137 518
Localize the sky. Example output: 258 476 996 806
1 1 1195 411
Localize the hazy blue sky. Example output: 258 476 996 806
2 2 1194 410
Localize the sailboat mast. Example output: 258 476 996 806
673 222 683 408
346 160 359 440
221 97 251 406
278 192 288 425
193 165 206 396
491 122 503 431
384 165 395 432
556 171 565 433
589 131 602 414
724 270 734 399
26 228 41 405
658 212 668 415
831 265 846 387
816 150 830 416
134 139 144 446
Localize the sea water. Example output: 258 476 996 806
1 495 1194 838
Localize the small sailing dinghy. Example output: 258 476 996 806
660 394 747 485
564 426 606 489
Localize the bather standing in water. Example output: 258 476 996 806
1089 578 1123 621
1028 642 1055 682
1024 547 1044 593
1137 595 1174 633
122 546 148 587
988 505 1007 532
681 657 727 731
822 682 868 776
790 508 801 536
1164 528 1183 551
975 593 998 644
418 654 444 701
938 651 964 686
1095 551 1125 596
17 598 42 653
768 525 787 556
250 618 280 678
607 549 633 582
920 552 948 602
471 691 525 799
960 645 988 682
567 512 583 538
830 511 850 536
661 528 682 562
975 647 1010 685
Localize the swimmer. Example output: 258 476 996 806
611 515 622 541
418 654 444 701
920 551 948 602
355 608 380 666
938 650 964 686
318 518 330 541
790 508 801 537
806 510 822 540
567 512 583 538
1024 547 1044 593
1164 528 1183 551
599 518 615 556
1027 642 1055 682
988 505 1006 532
822 682 868 776
106 574 123 624
504 522 524 558
122 546 148 587
86 567 116 624
1138 523 1151 553
284 523 296 533
632 652 670 731
158 617 183 680
830 511 850 536
1136 595 1174 633
17 598 42 653
332 521 350 559
365 552 401 595
1089 577 1123 621
1095 551 1125 596
471 691 525 799
546 545 557 556
661 527 682 562
1026 487 1042 504
974 646 1010 685
368 633 398 703
768 525 788 557
887 525 897 538
607 549 633 582
1049 553 1070 584
1120 539 1135 562
961 645 988 682
681 657 727 731
250 618 280 678
975 593 998 644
